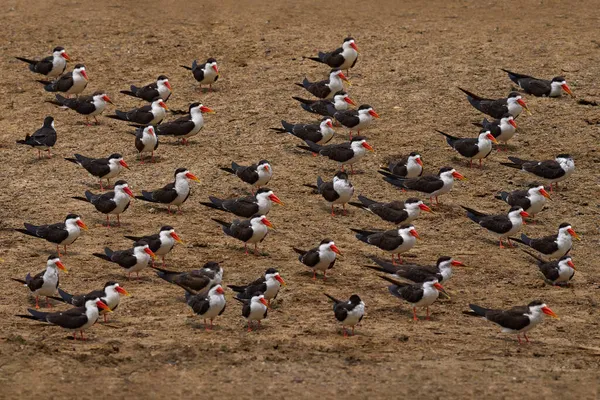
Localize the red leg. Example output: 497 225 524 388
349 131 353 140
517 334 522 344
413 307 418 321
64 245 67 255
35 296 40 309
73 333 77 341
247 321 252 332
47 149 52 158
94 116 99 124
343 326 348 337
162 256 166 267
397 254 403 264
254 244 259 255
479 159 482 168
507 238 513 248
104 314 107 323
469 159 473 169
524 334 530 343
56 245 61 257
106 215 110 227
168 206 172 214
350 164 354 174
435 196 439 206
177 206 182 214
244 243 249 255
128 272 131 280
100 180 104 191
343 203 347 216
499 239 505 249
151 151 155 163
426 307 430 320
351 326 355 336
331 205 335 216
391 254 396 265
136 272 140 280
80 330 85 341
340 165 345 172
38 150 41 159
46 297 52 308
312 270 316 281
323 270 327 281
117 214 121 227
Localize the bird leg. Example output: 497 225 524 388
479 159 483 168
517 334 522 344
507 238 513 248
391 254 396 265
151 151 155 163
94 116 99 125
47 149 52 158
177 205 183 214
426 307 430 320
244 243 249 255
117 214 121 227
63 245 67 255
254 244 259 256
99 180 104 191
35 296 40 309
128 272 131 280
162 256 166 267
349 131 353 140
343 203 347 216
209 84 213 93
342 326 348 337
73 333 78 341
413 307 418 321
351 326 355 336
167 206 172 215
499 239 505 249
247 321 252 332
340 165 345 172
397 254 403 264
331 205 335 216
46 297 52 308
56 245 61 257
312 270 316 281
80 330 85 341
469 159 473 169
524 334 530 343
105 215 111 227
323 270 327 281
350 165 355 175
136 272 140 280
104 314 107 323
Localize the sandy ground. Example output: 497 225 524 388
1 0 599 398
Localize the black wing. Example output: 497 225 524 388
156 116 195 137
334 110 360 129
522 160 565 180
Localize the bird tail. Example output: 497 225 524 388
465 303 490 317
495 191 510 202
292 247 307 256
462 206 484 223
15 56 36 65
16 135 33 146
135 191 158 202
297 140 322 154
124 235 143 241
280 120 295 133
212 218 232 236
200 197 225 211
270 127 287 133
357 195 377 207
513 234 531 246
348 201 368 211
323 293 341 304
64 156 80 165
382 175 407 189
180 65 192 70
72 195 90 202
57 288 74 304
367 256 398 273
220 162 238 175
15 223 40 238
38 81 55 92
120 89 136 97
501 68 524 85
92 253 111 262
11 277 27 285
363 264 388 274
458 87 482 101
435 129 458 146
521 249 546 264
227 284 246 293
351 228 375 244
506 157 528 167
292 96 312 105
150 265 179 283
307 56 324 63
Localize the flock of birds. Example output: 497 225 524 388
12 37 581 343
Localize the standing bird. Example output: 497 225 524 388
381 167 466 206
182 284 226 331
495 184 551 219
108 98 168 125
228 268 286 306
120 75 172 102
17 298 111 341
436 129 497 168
380 152 424 179
57 282 130 322
293 91 356 117
296 70 350 99
271 117 335 146
181 58 219 92
220 160 272 193
458 88 530 119
500 154 575 192
464 300 558 344
501 69 574 97
511 223 580 259
136 168 200 214
153 102 215 145
333 104 380 139
523 251 575 286
200 188 283 218
38 64 88 97
462 206 529 248
308 37 359 75
380 276 448 321
16 214 87 256
124 226 183 267
474 114 517 150
16 46 70 78
236 293 269 332
352 225 420 265
297 136 374 174
304 172 354 216
49 92 113 125
65 153 129 191
12 255 67 309
293 239 341 281
349 196 432 225
16 116 56 159
72 180 134 227
324 293 365 337
365 256 465 285
128 125 158 163
153 261 223 296
93 240 156 280
212 215 273 255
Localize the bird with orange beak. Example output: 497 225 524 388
229 268 286 306
352 224 420 265
72 180 134 227
136 168 200 214
437 129 498 168
308 37 359 76
465 300 558 344
220 160 272 194
296 69 350 99
333 104 380 140
120 74 172 102
382 167 466 206
16 214 88 256
57 281 130 323
49 91 113 125
181 58 219 92
236 293 269 332
107 97 168 125
213 214 273 255
502 69 574 98
201 188 283 218
496 184 551 220
459 88 530 119
93 240 156 280
11 255 67 309
152 102 215 145
65 153 129 191
381 275 449 321
297 136 374 175
124 226 184 267
512 222 580 259
16 46 70 79
38 64 88 97
183 284 226 331
293 239 341 281
463 206 529 249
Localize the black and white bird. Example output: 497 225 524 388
212 215 273 255
38 64 88 97
65 153 129 191
16 46 70 78
16 214 87 256
236 293 269 332
473 114 517 150
458 88 530 119
107 98 168 125
495 184 551 219
12 255 67 309
293 91 356 117
437 129 497 168
181 58 219 92
153 261 223 296
17 298 111 341
463 206 529 248
49 92 113 125
228 268 286 306
296 70 350 99
220 160 272 193
181 284 226 330
501 154 575 192
365 256 465 284
465 300 558 344
380 275 448 321
352 225 420 265
200 188 284 218
297 136 374 174
501 69 574 97
333 105 380 139
16 116 56 159
93 240 156 279
349 196 432 225
381 167 466 206
304 172 354 216
120 75 172 102
308 37 359 74
153 103 215 145
523 251 576 286
380 152 424 179
72 180 134 227
124 226 183 267
511 223 580 259
324 293 365 337
136 168 200 214
128 125 158 163
57 282 130 322
293 239 341 280
271 117 335 146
